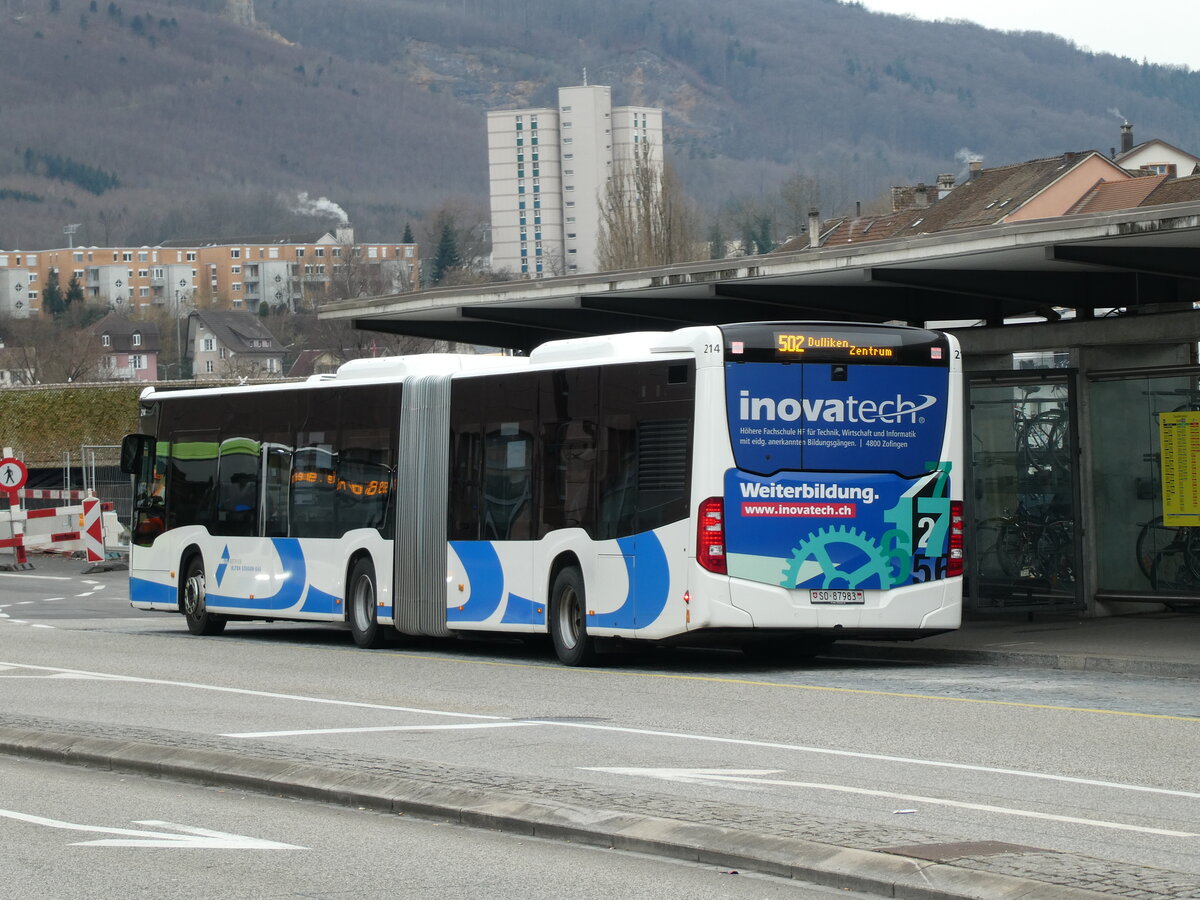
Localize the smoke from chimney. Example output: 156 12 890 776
955 147 984 182
292 192 350 226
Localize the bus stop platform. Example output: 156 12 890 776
834 608 1200 679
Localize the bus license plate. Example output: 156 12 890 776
809 589 865 604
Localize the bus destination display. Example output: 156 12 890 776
775 331 908 359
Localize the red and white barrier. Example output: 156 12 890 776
6 494 118 559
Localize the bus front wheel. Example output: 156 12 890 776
549 566 596 667
348 556 386 649
181 556 226 636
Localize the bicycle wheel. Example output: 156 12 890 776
997 521 1034 578
1136 516 1181 583
1019 409 1069 473
1036 520 1075 587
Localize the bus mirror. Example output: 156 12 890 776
120 434 155 475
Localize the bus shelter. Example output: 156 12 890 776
321 202 1200 617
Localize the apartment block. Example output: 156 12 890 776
488 84 663 277
0 227 419 319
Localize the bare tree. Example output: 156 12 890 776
598 142 699 271
779 172 823 243
1 306 108 383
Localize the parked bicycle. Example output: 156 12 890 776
977 502 1075 587
1135 515 1200 591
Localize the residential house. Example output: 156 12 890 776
1114 122 1200 178
187 310 284 380
781 150 1200 253
91 312 161 382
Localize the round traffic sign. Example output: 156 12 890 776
0 457 28 493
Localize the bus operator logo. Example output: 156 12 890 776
738 391 937 425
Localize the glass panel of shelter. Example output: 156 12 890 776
1091 371 1200 606
966 372 1081 611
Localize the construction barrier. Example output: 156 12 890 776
1 490 122 563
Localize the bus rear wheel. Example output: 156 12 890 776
181 556 226 636
549 566 596 667
348 556 386 649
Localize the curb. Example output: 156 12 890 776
0 724 1112 900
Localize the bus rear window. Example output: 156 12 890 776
725 361 949 477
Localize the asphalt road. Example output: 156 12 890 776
1 755 876 899
2 556 1199 897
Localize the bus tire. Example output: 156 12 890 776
181 555 226 636
549 566 596 667
348 556 385 649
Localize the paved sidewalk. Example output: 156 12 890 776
836 609 1200 679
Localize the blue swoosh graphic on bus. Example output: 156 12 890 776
131 576 176 607
208 538 306 611
591 531 669 630
500 592 543 625
215 545 230 586
448 541 504 622
300 585 340 615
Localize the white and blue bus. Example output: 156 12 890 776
120 321 964 665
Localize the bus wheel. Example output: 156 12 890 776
348 556 386 649
549 567 596 667
181 556 226 636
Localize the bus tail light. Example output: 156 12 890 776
947 500 964 577
697 497 727 574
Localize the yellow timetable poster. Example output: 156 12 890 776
1159 411 1200 526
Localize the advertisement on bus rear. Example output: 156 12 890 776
725 361 949 476
723 361 953 591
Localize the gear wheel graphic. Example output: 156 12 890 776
781 525 894 590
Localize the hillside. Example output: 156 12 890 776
1 0 1197 250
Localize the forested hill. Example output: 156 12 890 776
1 0 1197 250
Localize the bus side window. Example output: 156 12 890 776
262 445 292 537
216 437 261 537
482 429 533 541
167 433 219 533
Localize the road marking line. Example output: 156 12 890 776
417 654 1200 723
0 661 509 721
0 809 304 849
4 661 1196 803
226 721 538 738
0 574 71 581
530 719 1200 801
586 768 1199 838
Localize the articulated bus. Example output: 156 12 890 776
120 321 964 665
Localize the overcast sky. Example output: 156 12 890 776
858 1 1198 71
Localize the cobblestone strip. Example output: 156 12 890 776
1 713 1196 899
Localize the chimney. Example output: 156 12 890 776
969 160 982 181
914 183 929 208
936 173 955 198
335 226 354 245
807 208 822 249
1120 121 1133 154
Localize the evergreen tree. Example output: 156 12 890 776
431 223 461 285
65 273 85 308
41 270 65 317
402 222 414 243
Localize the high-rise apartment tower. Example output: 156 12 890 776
487 84 663 277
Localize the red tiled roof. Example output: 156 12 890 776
1068 174 1168 215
